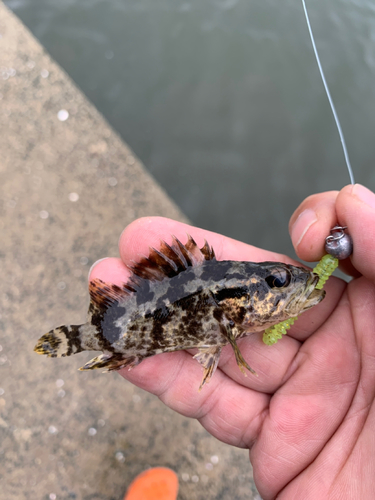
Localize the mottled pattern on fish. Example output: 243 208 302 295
34 236 325 389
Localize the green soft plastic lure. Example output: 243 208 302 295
262 254 339 345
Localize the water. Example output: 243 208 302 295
4 0 375 256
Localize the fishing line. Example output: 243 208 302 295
301 0 355 185
263 4 356 346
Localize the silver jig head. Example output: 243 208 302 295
325 226 353 260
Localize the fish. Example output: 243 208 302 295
34 235 325 389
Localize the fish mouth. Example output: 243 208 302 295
301 273 326 310
286 272 325 315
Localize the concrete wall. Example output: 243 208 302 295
0 3 256 499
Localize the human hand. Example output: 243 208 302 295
90 184 375 499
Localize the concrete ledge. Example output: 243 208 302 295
0 3 256 499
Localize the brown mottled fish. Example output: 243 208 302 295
34 236 325 389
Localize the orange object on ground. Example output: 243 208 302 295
124 467 179 500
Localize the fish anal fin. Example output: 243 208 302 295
193 346 222 390
79 353 142 372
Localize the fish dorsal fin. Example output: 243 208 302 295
89 236 216 308
89 279 133 309
199 238 216 261
130 234 216 281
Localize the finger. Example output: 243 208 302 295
89 257 130 286
118 348 270 449
289 188 360 277
289 191 338 261
336 184 375 283
89 217 291 286
118 216 288 264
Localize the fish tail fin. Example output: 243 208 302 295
34 324 85 358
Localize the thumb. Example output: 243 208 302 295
336 184 375 282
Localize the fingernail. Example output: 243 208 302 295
88 257 109 280
290 209 318 248
353 183 375 210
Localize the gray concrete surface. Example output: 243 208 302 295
0 3 258 499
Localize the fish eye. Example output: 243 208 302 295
265 269 291 288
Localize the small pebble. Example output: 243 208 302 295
115 451 125 463
39 210 49 219
56 379 64 388
108 177 118 187
205 463 213 470
191 475 199 483
41 69 49 78
68 192 79 202
48 426 57 434
0 389 4 396
57 109 69 122
49 494 56 500
210 455 219 464
181 473 190 482
88 427 97 436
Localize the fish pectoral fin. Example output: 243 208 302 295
224 327 257 377
79 353 142 372
193 346 222 391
